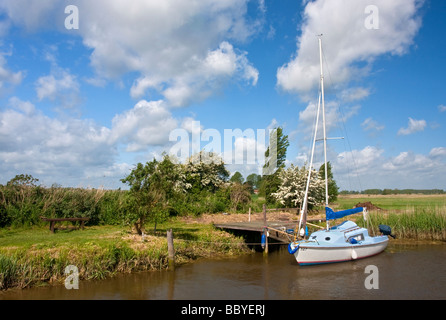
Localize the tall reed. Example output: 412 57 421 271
356 205 446 241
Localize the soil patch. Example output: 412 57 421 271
354 201 382 211
179 211 298 225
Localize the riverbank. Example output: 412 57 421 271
2 194 446 291
0 221 252 291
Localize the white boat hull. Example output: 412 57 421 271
294 236 388 266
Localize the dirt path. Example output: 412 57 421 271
179 210 325 225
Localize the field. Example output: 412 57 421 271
334 194 446 211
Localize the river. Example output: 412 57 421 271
1 241 445 300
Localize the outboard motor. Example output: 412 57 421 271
379 224 396 239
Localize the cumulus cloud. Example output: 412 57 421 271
35 68 80 109
110 100 180 152
0 53 23 93
0 97 202 186
361 117 384 132
297 99 360 140
0 0 261 108
277 0 423 95
397 117 426 135
0 97 118 186
79 0 259 106
331 146 446 190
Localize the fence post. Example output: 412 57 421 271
167 229 175 270
263 204 268 255
248 207 251 222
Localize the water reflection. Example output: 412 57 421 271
1 242 445 300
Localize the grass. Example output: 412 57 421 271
0 220 251 291
334 194 446 211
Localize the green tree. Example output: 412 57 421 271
121 155 183 234
318 161 339 203
184 151 229 193
262 126 289 205
230 171 244 184
264 127 289 172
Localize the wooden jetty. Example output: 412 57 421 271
214 220 298 243
214 205 326 250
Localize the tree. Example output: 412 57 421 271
245 173 262 193
264 127 289 172
318 161 339 203
271 164 325 210
121 155 184 234
7 174 39 187
184 151 229 193
230 171 244 184
229 183 251 211
262 126 290 204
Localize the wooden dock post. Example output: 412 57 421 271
167 229 175 270
248 207 251 222
263 204 268 255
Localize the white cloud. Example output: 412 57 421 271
110 100 180 152
277 0 423 94
331 146 446 190
429 147 446 158
35 69 80 108
397 117 426 135
0 97 119 186
438 104 446 112
79 0 259 106
1 0 262 108
361 117 384 132
0 53 23 92
297 99 360 140
339 87 370 103
0 97 200 186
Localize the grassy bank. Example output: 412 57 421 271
0 221 251 291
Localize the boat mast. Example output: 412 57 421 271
318 35 330 230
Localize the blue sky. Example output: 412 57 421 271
0 0 445 191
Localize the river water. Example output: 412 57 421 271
1 241 445 300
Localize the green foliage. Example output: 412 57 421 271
264 127 289 170
120 155 182 234
1 153 249 230
318 161 339 202
262 127 289 205
230 171 244 184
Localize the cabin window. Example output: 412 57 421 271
347 234 364 243
325 237 331 241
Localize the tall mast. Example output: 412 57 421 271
318 35 330 229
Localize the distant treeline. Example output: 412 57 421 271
340 189 445 195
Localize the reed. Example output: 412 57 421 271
356 205 446 241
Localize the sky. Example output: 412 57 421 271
0 0 445 191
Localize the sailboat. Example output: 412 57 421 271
288 35 391 266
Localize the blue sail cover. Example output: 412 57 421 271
325 206 363 220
